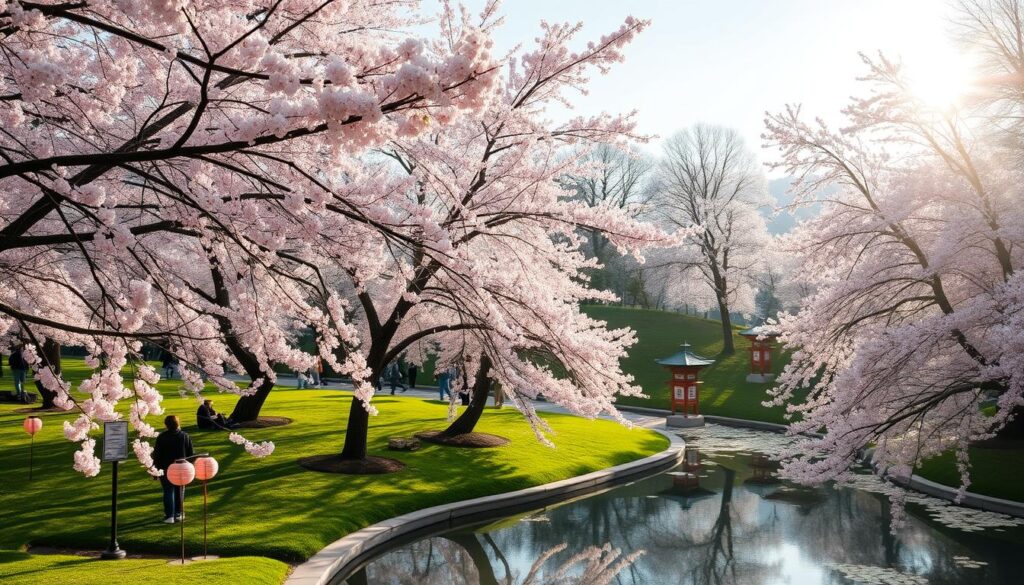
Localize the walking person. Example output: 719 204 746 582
152 415 194 524
387 361 407 395
435 366 452 401
9 344 28 403
492 380 504 408
314 357 324 387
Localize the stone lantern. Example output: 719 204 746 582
739 327 780 383
656 342 714 428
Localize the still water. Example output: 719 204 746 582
343 425 1024 585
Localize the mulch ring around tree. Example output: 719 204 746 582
236 416 292 429
297 454 406 475
415 430 510 448
13 406 72 414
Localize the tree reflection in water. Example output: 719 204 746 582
349 537 641 585
347 428 1024 585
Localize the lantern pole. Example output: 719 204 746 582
28 432 33 481
202 478 209 559
179 483 186 564
100 460 126 559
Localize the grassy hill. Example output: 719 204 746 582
583 305 790 424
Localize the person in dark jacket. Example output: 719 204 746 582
196 399 236 430
387 361 407 395
407 363 417 389
161 350 173 379
8 345 28 402
152 415 194 523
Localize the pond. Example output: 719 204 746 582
341 425 1024 585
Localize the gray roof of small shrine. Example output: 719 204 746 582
739 326 780 338
656 343 715 367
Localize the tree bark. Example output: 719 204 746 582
34 339 61 408
440 356 493 437
716 295 735 355
340 393 371 460
222 329 277 423
229 379 276 423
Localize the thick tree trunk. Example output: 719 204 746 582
441 356 493 437
340 394 370 460
339 341 392 459
34 339 60 408
229 380 276 423
717 297 735 355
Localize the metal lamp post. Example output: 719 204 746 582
22 416 42 480
167 459 196 565
192 455 219 560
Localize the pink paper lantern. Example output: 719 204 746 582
23 416 42 436
167 459 195 486
194 456 219 481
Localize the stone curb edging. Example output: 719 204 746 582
890 473 1024 518
285 428 684 585
616 405 1024 518
617 405 790 433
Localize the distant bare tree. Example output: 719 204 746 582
655 125 768 354
562 144 654 295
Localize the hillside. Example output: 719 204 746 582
583 305 791 424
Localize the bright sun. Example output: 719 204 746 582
902 47 978 110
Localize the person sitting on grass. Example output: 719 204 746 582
196 399 238 430
152 415 194 524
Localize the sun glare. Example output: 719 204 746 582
902 47 978 110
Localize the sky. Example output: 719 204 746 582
423 0 970 168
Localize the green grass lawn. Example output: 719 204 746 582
0 357 666 583
583 305 790 423
916 446 1024 502
0 550 289 585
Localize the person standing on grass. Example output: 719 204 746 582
152 415 194 524
9 344 28 402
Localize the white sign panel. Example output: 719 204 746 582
674 386 685 400
102 420 129 462
688 386 697 400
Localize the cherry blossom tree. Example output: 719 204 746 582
0 0 500 474
321 14 675 465
763 0 1024 502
